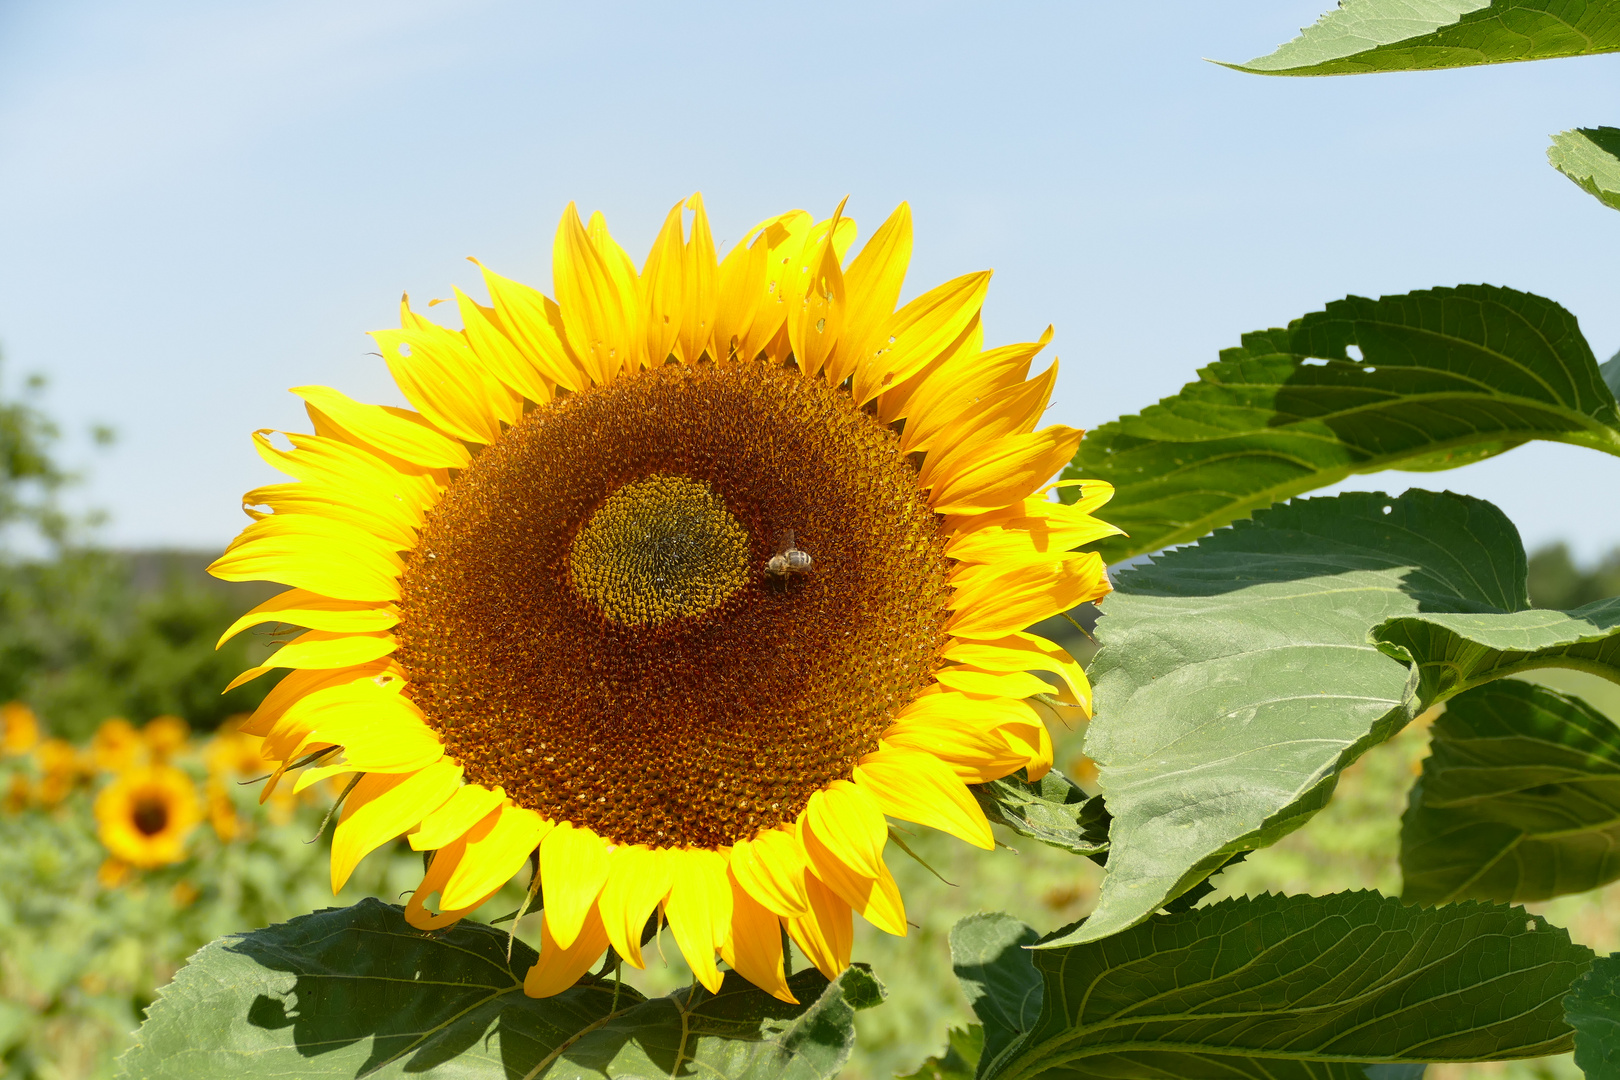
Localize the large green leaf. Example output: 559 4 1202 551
978 893 1584 1080
115 898 884 1080
1063 285 1618 563
1551 127 1620 212
950 914 1043 1072
1402 679 1620 903
1568 954 1620 1078
1067 488 1620 947
1225 0 1620 76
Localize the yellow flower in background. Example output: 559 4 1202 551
91 718 142 773
94 765 202 869
4 774 30 814
204 721 270 779
142 715 190 762
205 778 243 843
211 195 1117 1001
34 738 86 807
2 702 40 755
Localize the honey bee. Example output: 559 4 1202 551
766 529 813 578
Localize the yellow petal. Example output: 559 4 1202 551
453 286 552 404
293 385 470 470
947 551 1108 639
216 588 396 649
405 838 469 929
598 844 672 969
440 801 547 911
735 212 813 364
239 661 395 739
722 872 796 1003
241 481 422 554
853 747 993 849
918 362 1060 486
802 780 887 880
475 261 585 393
784 870 853 979
210 517 403 604
411 783 505 850
879 317 984 427
941 633 1092 713
798 821 906 937
640 196 718 366
852 271 990 406
677 193 718 365
539 821 611 949
524 905 609 998
787 198 848 381
729 827 810 918
832 203 912 389
330 760 462 891
934 666 1056 699
225 628 397 690
897 329 1050 449
371 301 519 443
928 426 1085 516
664 847 733 993
944 491 1122 567
553 203 639 384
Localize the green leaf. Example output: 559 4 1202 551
949 914 1043 1072
984 892 1590 1080
1068 488 1620 945
1568 954 1620 1078
1402 679 1620 903
1063 284 1618 563
1551 127 1620 212
970 768 1108 856
115 898 884 1080
899 1025 984 1080
1225 0 1620 76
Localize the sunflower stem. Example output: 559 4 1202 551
780 925 793 977
305 773 364 845
610 956 623 1012
508 856 543 965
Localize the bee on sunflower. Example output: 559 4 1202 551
211 195 1117 1002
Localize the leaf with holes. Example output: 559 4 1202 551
981 892 1589 1080
1567 953 1620 1078
114 898 883 1080
970 768 1108 856
1550 127 1620 212
1402 679 1620 904
1062 285 1618 563
1066 487 1620 947
1224 0 1620 76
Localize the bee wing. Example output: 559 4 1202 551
775 528 795 556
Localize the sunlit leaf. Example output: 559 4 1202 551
1226 0 1620 76
1067 488 1620 947
898 1025 983 1080
1062 285 1618 564
978 893 1582 1080
950 914 1042 1071
115 898 883 1080
1567 953 1620 1078
1550 127 1620 212
1402 680 1620 904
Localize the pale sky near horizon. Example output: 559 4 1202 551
1 2 1617 560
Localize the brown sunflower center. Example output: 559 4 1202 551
133 795 169 836
394 359 952 848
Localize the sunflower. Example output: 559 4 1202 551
211 195 1117 1002
1 702 40 756
94 765 202 869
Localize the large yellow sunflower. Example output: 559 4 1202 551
94 765 202 868
211 195 1117 1002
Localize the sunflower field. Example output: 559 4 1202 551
6 3 1620 1079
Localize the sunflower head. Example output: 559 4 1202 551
1 702 40 756
94 765 203 869
212 195 1118 1002
92 718 142 773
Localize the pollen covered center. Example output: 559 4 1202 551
569 474 749 625
132 796 169 836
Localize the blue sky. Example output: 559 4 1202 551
1 1 1617 559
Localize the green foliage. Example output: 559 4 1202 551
1226 0 1620 76
1567 954 1620 1078
949 915 1041 1072
1550 128 1620 212
0 361 73 546
0 551 276 741
1530 544 1620 611
963 895 1589 1080
1070 487 1620 946
969 769 1107 857
1403 681 1620 904
897 1025 982 1080
1061 285 1616 564
116 898 884 1080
